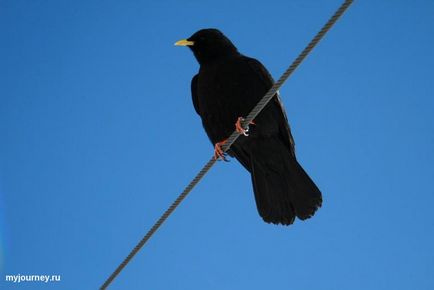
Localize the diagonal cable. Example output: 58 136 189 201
100 1 353 288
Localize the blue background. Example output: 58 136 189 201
1 0 434 289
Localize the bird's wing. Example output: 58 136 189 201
244 57 296 156
191 74 201 115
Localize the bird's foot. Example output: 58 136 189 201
235 117 256 136
214 139 228 161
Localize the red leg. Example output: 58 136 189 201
235 117 256 136
214 139 228 161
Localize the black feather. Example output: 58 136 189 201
184 28 322 225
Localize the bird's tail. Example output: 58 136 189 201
248 138 322 225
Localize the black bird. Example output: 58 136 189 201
175 29 322 225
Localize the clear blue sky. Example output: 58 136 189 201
1 0 434 289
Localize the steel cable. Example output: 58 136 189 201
100 1 353 288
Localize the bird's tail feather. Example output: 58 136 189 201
249 138 322 225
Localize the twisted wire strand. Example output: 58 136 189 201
100 1 353 288
100 158 216 289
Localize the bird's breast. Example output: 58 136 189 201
196 62 246 142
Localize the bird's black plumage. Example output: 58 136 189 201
179 28 322 225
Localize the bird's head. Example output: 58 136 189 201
175 28 239 65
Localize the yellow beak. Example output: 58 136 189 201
174 39 195 46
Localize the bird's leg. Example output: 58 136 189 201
213 117 256 161
214 139 228 161
235 117 256 136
